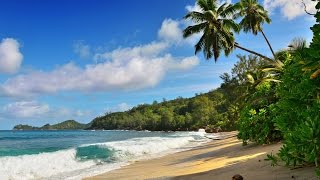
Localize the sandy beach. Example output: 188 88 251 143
86 132 317 180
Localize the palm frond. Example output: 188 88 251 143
220 4 238 18
184 12 206 23
194 34 206 54
183 22 207 38
223 19 240 33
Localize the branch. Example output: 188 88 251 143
301 0 316 16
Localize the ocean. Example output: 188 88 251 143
0 130 212 179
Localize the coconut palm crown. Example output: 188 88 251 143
183 0 240 61
234 0 275 57
183 0 272 62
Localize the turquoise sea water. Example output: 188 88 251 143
0 130 209 179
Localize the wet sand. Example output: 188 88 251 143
86 133 317 180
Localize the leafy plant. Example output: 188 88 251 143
265 153 279 167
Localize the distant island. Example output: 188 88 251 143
13 120 90 130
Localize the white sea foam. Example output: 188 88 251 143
96 136 196 160
0 149 96 180
0 132 211 180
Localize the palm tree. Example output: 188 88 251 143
255 38 307 84
234 0 275 58
183 0 272 62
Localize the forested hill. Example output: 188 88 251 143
13 120 89 130
89 85 238 131
89 54 260 131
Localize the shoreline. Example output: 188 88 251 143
86 134 317 180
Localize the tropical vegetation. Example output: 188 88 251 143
183 0 320 175
14 120 89 130
90 87 236 131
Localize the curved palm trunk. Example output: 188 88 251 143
234 43 273 61
261 30 276 58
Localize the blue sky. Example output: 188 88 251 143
0 0 317 129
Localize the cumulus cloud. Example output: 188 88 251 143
101 103 132 115
115 103 131 112
1 100 91 119
51 108 91 119
158 19 183 43
0 38 23 73
0 18 200 98
167 56 199 70
94 41 168 61
158 18 201 46
74 41 91 59
264 0 317 20
2 101 49 118
0 41 199 97
117 103 130 111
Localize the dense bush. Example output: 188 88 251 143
272 26 320 169
238 81 281 145
265 2 320 173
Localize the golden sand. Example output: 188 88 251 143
86 133 317 180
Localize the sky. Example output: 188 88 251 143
0 0 317 129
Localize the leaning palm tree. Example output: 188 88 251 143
258 38 307 83
234 0 276 58
183 0 272 62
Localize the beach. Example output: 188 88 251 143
87 133 317 180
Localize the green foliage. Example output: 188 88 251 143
13 120 89 130
234 0 271 35
302 1 320 79
265 153 279 167
13 124 38 130
266 3 320 174
317 168 320 177
231 54 281 145
272 48 320 167
90 90 234 131
50 120 89 130
238 98 281 145
183 0 239 61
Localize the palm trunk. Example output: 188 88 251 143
234 43 273 61
261 30 276 58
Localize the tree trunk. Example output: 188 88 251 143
261 30 276 58
234 43 273 61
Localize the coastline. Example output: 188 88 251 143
86 133 317 180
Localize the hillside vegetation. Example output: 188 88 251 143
13 120 89 130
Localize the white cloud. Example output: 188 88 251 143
158 18 202 46
101 103 132 115
0 41 199 97
1 100 91 120
167 56 199 70
158 19 182 44
2 101 49 118
0 18 200 98
116 103 131 112
186 3 202 12
264 0 317 20
74 41 91 59
94 41 168 61
0 38 23 74
51 108 91 119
